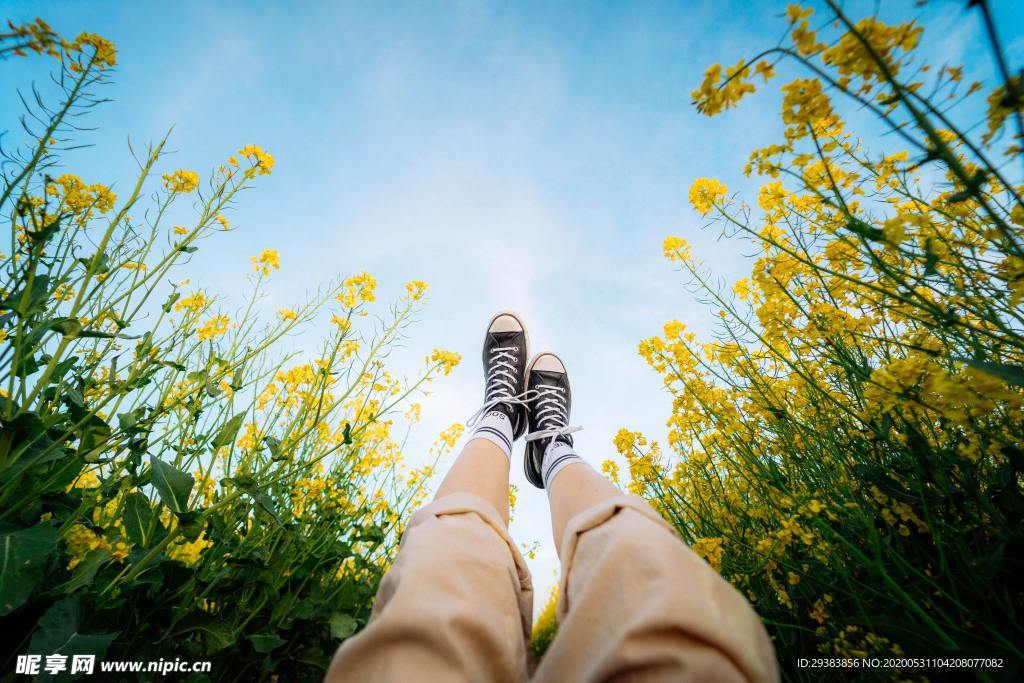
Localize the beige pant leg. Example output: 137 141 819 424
325 492 533 683
533 495 778 683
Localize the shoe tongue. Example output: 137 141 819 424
534 370 566 387
488 330 521 347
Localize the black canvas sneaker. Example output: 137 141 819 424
466 312 531 444
524 352 581 488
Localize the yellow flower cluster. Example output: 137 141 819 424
428 349 461 376
662 235 693 262
197 314 230 341
6 18 60 59
251 248 281 275
338 272 377 308
530 583 560 657
687 178 727 215
174 291 210 314
690 537 725 571
630 2 1024 666
820 16 922 86
71 32 117 67
167 533 213 565
65 524 129 570
405 279 428 301
434 422 465 450
162 169 199 193
45 173 117 217
691 60 759 116
238 144 275 176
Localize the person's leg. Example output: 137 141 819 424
434 436 512 526
325 313 534 683
547 460 618 554
521 355 778 683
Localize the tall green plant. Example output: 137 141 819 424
617 2 1023 680
0 21 461 680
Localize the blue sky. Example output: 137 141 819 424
3 0 1023 615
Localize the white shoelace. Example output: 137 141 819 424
466 345 535 427
524 383 582 445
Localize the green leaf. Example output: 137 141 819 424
77 252 109 275
264 436 283 459
3 411 61 475
13 350 41 377
122 493 158 547
0 274 50 316
253 493 282 527
221 477 282 527
161 291 181 313
293 600 315 620
329 612 358 639
168 613 234 654
28 596 119 660
26 216 60 246
222 475 256 490
56 547 111 594
955 357 1024 387
37 456 86 495
117 406 147 433
0 524 58 614
175 511 206 542
149 457 194 513
52 317 83 339
357 525 384 544
211 413 246 449
78 415 112 462
248 633 286 653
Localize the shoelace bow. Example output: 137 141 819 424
466 345 535 427
524 383 582 446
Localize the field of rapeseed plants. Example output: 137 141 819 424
0 20 462 680
615 1 1023 680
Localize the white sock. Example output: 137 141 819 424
469 410 514 461
542 439 583 489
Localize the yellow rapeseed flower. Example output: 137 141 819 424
428 349 460 375
72 32 117 67
338 272 377 308
663 235 693 262
251 248 281 275
405 279 428 301
238 144 275 176
197 314 230 341
688 178 727 215
174 291 210 313
162 169 199 193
